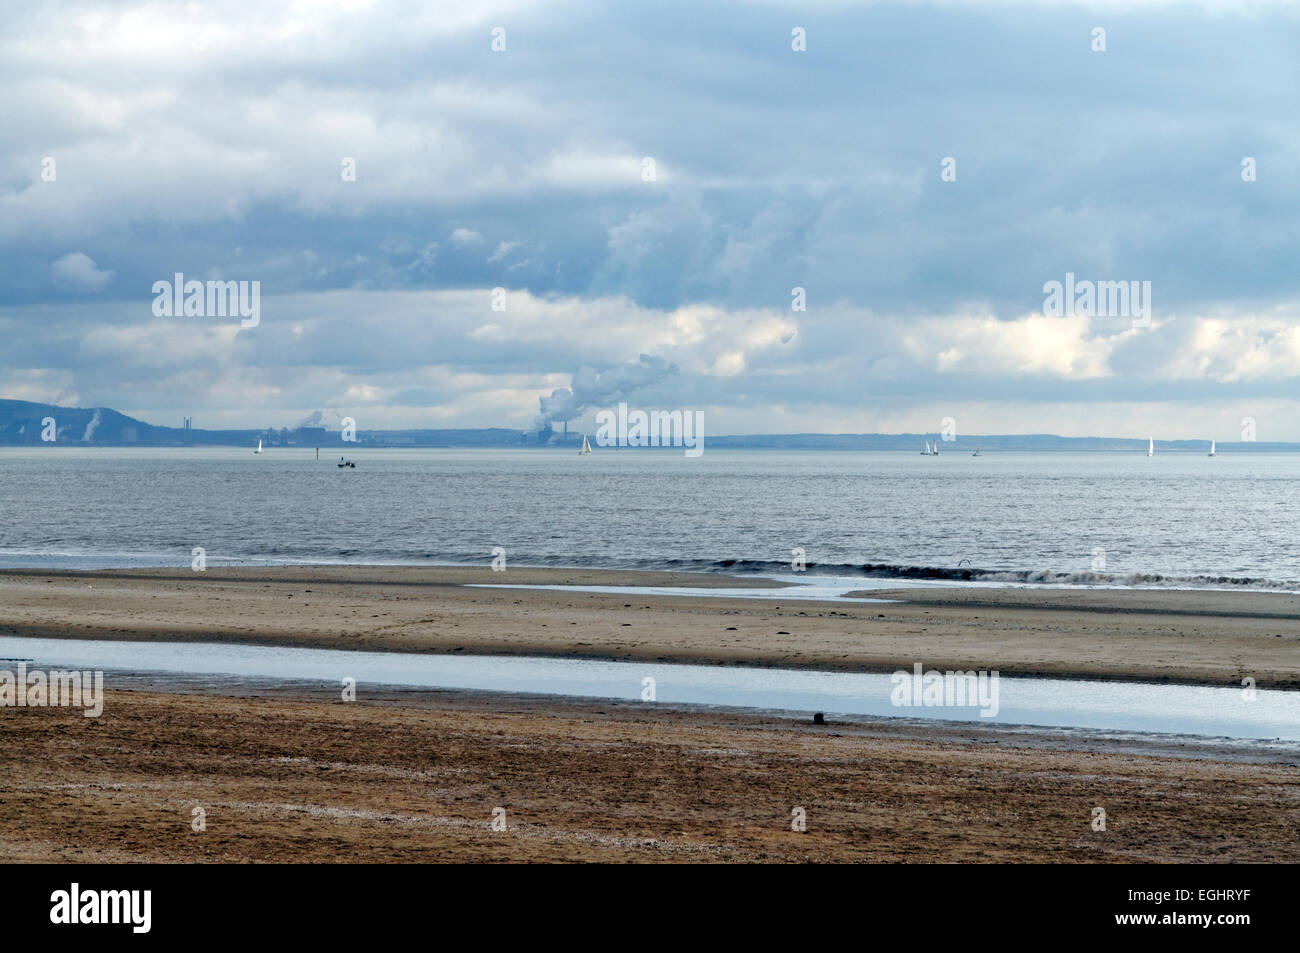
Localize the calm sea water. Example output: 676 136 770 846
2 447 1299 589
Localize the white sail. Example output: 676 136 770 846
1209 440 1216 457
1147 438 1154 457
579 434 592 455
255 438 263 454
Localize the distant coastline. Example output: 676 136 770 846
2 398 1296 451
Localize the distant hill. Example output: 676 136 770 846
1 399 1297 451
0 400 172 446
0 399 526 448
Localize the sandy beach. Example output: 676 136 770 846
1 565 1297 686
2 679 1296 863
1 566 1296 863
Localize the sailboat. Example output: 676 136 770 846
920 440 931 456
1147 438 1154 458
972 446 982 457
254 438 263 454
579 434 592 455
1208 440 1216 457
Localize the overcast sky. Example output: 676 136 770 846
3 0 1299 438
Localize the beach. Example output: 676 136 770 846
1 566 1297 686
2 680 1297 863
1 566 1297 863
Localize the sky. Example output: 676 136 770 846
2 0 1299 439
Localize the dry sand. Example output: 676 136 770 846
2 683 1296 864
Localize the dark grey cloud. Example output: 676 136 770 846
2 0 1299 435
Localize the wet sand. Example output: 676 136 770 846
2 681 1296 863
1 566 1297 686
2 566 1296 863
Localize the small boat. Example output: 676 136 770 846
972 446 982 457
579 434 592 455
337 457 355 469
1208 440 1216 457
1147 438 1154 458
254 438 263 454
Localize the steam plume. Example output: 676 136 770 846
534 354 676 429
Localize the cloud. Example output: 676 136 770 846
933 313 1116 379
50 252 113 293
3 1 1300 436
487 240 520 263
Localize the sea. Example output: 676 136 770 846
2 446 1299 591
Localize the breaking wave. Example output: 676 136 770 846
634 558 1300 592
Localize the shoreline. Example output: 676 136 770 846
1 565 1298 688
4 557 1300 597
13 667 1298 758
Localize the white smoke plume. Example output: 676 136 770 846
535 354 677 429
294 410 347 430
81 408 102 441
